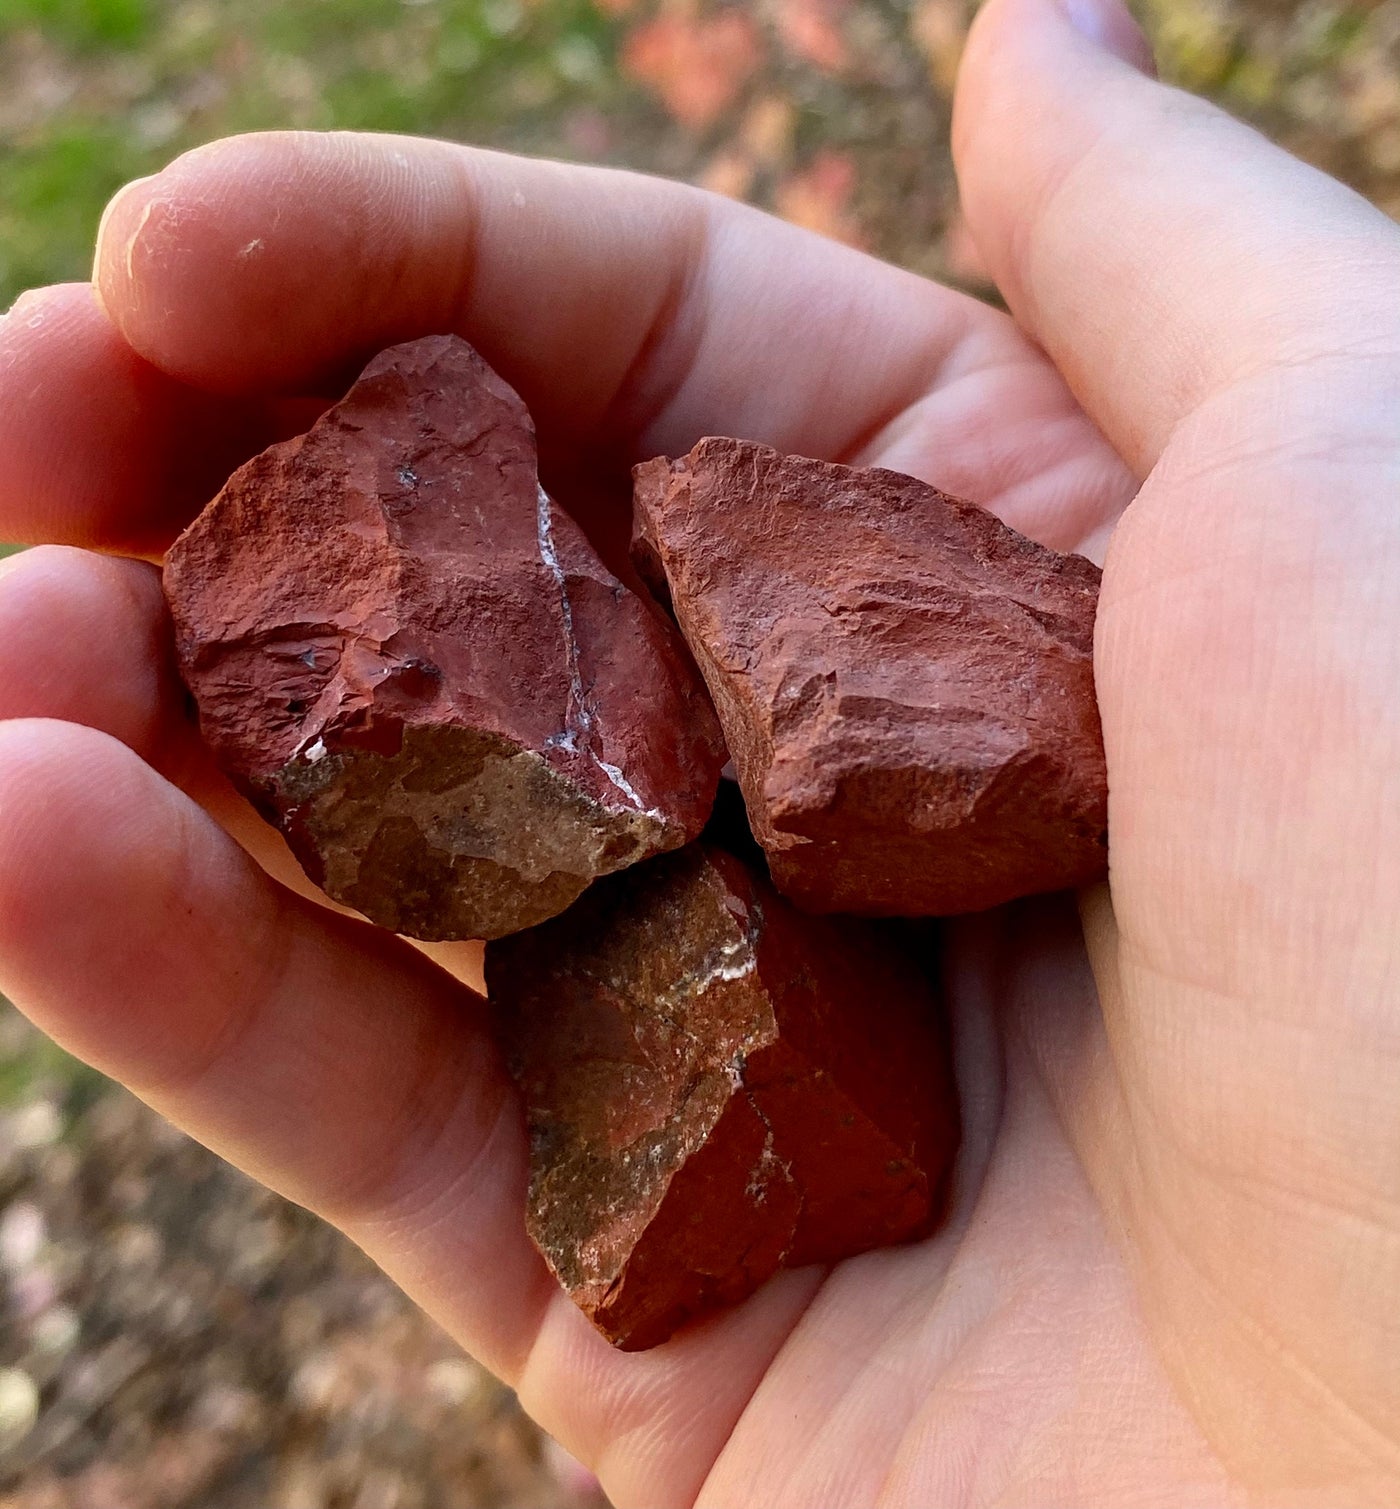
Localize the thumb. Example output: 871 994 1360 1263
952 0 1400 474
960 4 1400 1496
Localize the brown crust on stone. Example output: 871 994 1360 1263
486 843 959 1350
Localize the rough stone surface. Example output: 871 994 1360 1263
164 336 725 940
486 843 958 1351
633 438 1108 916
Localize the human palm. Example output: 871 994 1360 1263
2 0 1399 1503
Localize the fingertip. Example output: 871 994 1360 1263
95 138 283 387
0 284 149 547
95 142 243 385
1057 0 1157 76
953 0 1150 177
0 546 177 751
0 280 272 552
91 171 156 296
94 132 471 396
951 0 1398 470
2 279 97 340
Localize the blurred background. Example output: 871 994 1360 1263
0 0 1397 1503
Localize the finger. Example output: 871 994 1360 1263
0 546 185 755
95 133 1011 469
0 718 822 1504
0 554 808 1476
952 0 1400 472
0 547 489 992
0 545 339 899
0 284 281 554
0 718 543 1363
0 132 1133 561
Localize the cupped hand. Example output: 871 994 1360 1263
2 0 1398 1501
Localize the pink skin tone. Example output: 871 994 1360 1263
1 0 1398 1501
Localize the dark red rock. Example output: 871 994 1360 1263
164 336 725 940
486 843 958 1351
633 438 1107 916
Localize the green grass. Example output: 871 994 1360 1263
5 0 154 51
0 0 641 1101
1 122 145 302
0 0 633 306
0 1006 104 1113
4 0 1391 309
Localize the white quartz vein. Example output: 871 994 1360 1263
536 483 662 817
663 935 756 1021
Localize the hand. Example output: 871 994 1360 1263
2 0 1397 1500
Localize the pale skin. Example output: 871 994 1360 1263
0 0 1397 1501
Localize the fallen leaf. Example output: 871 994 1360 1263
622 7 764 131
774 149 865 246
910 0 970 93
774 0 851 74
699 147 757 198
739 92 796 165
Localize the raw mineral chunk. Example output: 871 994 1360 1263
486 844 958 1350
164 336 725 940
633 438 1107 916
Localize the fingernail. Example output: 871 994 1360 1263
1060 0 1157 74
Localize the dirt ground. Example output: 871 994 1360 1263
0 0 1397 1504
0 1037 602 1508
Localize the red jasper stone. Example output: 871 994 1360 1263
164 336 725 940
633 438 1108 916
486 843 959 1350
